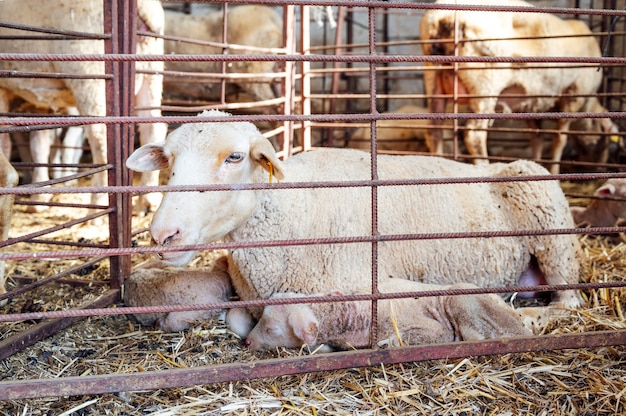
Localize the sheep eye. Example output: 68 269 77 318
225 153 244 164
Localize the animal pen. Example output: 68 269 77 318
2 0 626 413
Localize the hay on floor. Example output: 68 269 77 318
2 180 626 415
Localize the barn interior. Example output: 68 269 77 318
2 1 626 413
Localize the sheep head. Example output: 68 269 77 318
126 110 284 266
245 297 320 351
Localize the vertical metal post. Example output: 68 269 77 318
601 0 621 111
105 0 134 292
300 5 312 151
327 6 346 147
220 2 229 106
368 5 379 348
282 5 296 157
281 5 294 158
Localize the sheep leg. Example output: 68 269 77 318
0 89 12 163
384 323 453 347
464 119 490 164
514 305 573 334
493 160 584 311
51 107 84 183
83 123 109 212
158 310 221 332
464 97 498 164
225 307 256 338
548 119 571 174
424 69 445 154
528 119 544 162
444 293 531 340
27 129 54 212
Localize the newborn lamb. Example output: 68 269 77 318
245 279 531 351
123 257 253 335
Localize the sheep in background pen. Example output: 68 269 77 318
420 0 619 174
163 5 283 107
126 110 585 334
0 0 167 215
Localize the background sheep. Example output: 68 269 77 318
8 102 84 210
571 178 626 227
245 278 531 352
126 111 583 333
0 0 167 213
163 5 282 106
123 257 253 334
0 151 18 305
420 0 618 174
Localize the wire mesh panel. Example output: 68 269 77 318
1 0 626 413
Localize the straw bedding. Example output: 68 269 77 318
1 180 626 415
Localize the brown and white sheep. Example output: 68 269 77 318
126 111 584 334
245 278 531 351
420 0 618 174
163 5 282 105
0 0 167 213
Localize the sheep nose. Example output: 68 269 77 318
152 229 180 246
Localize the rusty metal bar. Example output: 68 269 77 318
3 277 626 325
1 108 624 128
3 52 626 66
368 4 380 348
2 329 626 400
171 0 626 18
1 223 626 265
1 0 625 403
0 21 109 39
2 169 626 197
105 0 134 292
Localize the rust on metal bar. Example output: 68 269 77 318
1 329 625 400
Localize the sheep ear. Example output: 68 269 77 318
596 183 617 197
126 142 170 172
289 309 319 345
250 135 285 181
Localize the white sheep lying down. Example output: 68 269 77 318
420 0 618 174
163 5 282 105
245 278 531 352
0 0 167 213
126 111 583 332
